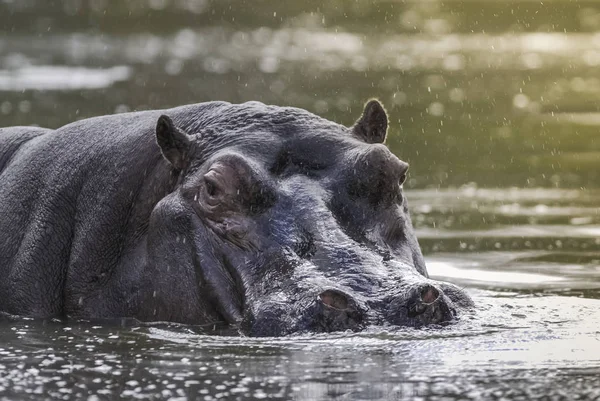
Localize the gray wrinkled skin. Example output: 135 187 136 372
0 100 473 336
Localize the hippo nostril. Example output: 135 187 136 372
406 284 443 319
388 285 462 327
421 285 440 304
319 289 349 310
314 290 364 332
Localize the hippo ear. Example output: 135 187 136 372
352 99 388 144
155 115 191 170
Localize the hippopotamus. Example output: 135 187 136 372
0 100 472 336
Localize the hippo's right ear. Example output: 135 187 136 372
155 115 191 170
352 99 388 144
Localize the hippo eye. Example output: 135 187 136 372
205 179 217 196
203 171 222 199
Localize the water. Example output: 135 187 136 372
1 1 600 399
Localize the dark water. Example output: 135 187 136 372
1 1 600 400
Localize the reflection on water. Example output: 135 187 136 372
428 260 566 286
1 290 600 400
415 187 600 296
0 66 131 91
1 0 600 400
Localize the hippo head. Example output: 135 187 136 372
151 100 473 336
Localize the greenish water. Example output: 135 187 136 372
1 1 600 400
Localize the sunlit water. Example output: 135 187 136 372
1 1 600 400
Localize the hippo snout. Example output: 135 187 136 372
311 283 459 332
244 283 467 336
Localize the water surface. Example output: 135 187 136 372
1 1 599 400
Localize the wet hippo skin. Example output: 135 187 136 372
0 100 473 336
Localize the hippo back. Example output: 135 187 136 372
0 103 225 317
0 127 50 172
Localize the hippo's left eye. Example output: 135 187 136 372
202 169 227 205
204 174 219 198
195 156 277 214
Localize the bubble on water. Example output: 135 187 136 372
392 91 407 106
1 101 12 114
203 58 230 74
570 77 587 92
443 54 465 71
314 100 329 114
258 56 279 73
395 54 414 70
427 102 445 117
165 59 184 76
513 94 530 109
253 389 268 399
521 53 543 69
18 101 31 113
570 217 593 225
172 29 201 59
336 97 351 112
252 27 272 46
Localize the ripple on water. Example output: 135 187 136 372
1 291 599 400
